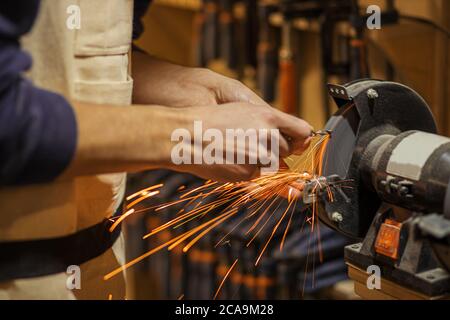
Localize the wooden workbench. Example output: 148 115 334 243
347 263 450 300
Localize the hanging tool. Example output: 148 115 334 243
257 0 279 103
348 0 369 79
219 0 238 71
192 2 206 67
278 0 297 115
204 0 220 63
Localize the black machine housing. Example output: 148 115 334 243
318 79 450 296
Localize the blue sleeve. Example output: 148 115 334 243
0 0 77 185
133 0 152 40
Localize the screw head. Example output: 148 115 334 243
367 88 379 99
331 212 343 222
398 186 409 196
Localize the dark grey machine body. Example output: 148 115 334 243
316 79 450 296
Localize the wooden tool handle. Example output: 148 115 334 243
192 11 206 67
219 8 237 69
204 0 220 61
279 58 297 115
257 42 277 102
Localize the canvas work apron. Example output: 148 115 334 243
0 0 134 299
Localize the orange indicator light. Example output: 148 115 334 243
374 218 402 259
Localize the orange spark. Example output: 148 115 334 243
103 131 342 284
126 190 160 209
126 183 163 201
109 208 135 232
214 259 238 300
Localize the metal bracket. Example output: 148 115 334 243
417 214 450 240
327 83 353 108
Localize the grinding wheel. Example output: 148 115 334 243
318 79 437 239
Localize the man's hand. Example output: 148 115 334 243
169 103 312 182
62 52 312 183
132 51 269 107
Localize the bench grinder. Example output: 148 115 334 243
312 79 450 297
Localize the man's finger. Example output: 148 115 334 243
274 110 313 142
277 135 290 158
290 136 312 155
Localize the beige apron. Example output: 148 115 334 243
0 0 134 299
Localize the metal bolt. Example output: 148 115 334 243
367 88 379 99
398 186 409 197
331 212 343 222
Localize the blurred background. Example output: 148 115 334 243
136 0 449 133
123 0 449 300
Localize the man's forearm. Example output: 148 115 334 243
132 51 191 105
132 50 219 107
132 50 269 108
60 101 185 179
